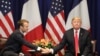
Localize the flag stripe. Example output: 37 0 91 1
57 11 65 20
47 18 62 41
0 12 13 35
44 29 56 44
48 13 64 34
7 12 15 30
0 27 7 37
45 23 59 44
60 11 65 20
56 11 65 32
0 19 9 37
54 15 65 33
5 13 14 31
48 13 64 40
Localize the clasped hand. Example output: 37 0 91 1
41 48 52 54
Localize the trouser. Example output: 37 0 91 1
2 51 19 56
64 53 93 56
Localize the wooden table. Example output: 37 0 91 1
28 50 55 56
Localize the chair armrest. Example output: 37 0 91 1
0 38 7 49
91 40 96 53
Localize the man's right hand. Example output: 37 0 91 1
41 48 51 54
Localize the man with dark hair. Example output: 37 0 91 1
0 19 44 56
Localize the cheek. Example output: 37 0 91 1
23 27 27 30
26 27 28 30
78 23 81 26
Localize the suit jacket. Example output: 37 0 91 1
2 30 38 53
53 28 92 56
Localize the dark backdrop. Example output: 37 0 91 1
11 0 99 55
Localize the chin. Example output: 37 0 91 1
74 28 80 30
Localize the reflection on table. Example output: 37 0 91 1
28 50 55 56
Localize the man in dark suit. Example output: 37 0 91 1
0 19 44 56
43 17 93 56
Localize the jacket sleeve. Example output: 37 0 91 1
82 32 92 55
53 32 68 54
14 34 38 51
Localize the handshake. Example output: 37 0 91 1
40 48 53 54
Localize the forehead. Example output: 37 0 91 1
23 22 29 25
72 17 81 21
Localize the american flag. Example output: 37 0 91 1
44 0 66 56
0 0 14 38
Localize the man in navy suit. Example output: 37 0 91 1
0 19 44 56
43 17 93 56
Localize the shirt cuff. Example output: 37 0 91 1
50 49 54 54
37 47 41 51
81 55 84 56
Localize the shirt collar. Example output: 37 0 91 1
74 28 80 33
19 29 26 35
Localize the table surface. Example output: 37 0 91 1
27 50 55 56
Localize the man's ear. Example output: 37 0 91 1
20 26 23 29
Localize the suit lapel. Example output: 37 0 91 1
79 28 84 47
70 29 74 47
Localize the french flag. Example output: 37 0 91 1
21 0 44 54
66 0 90 30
